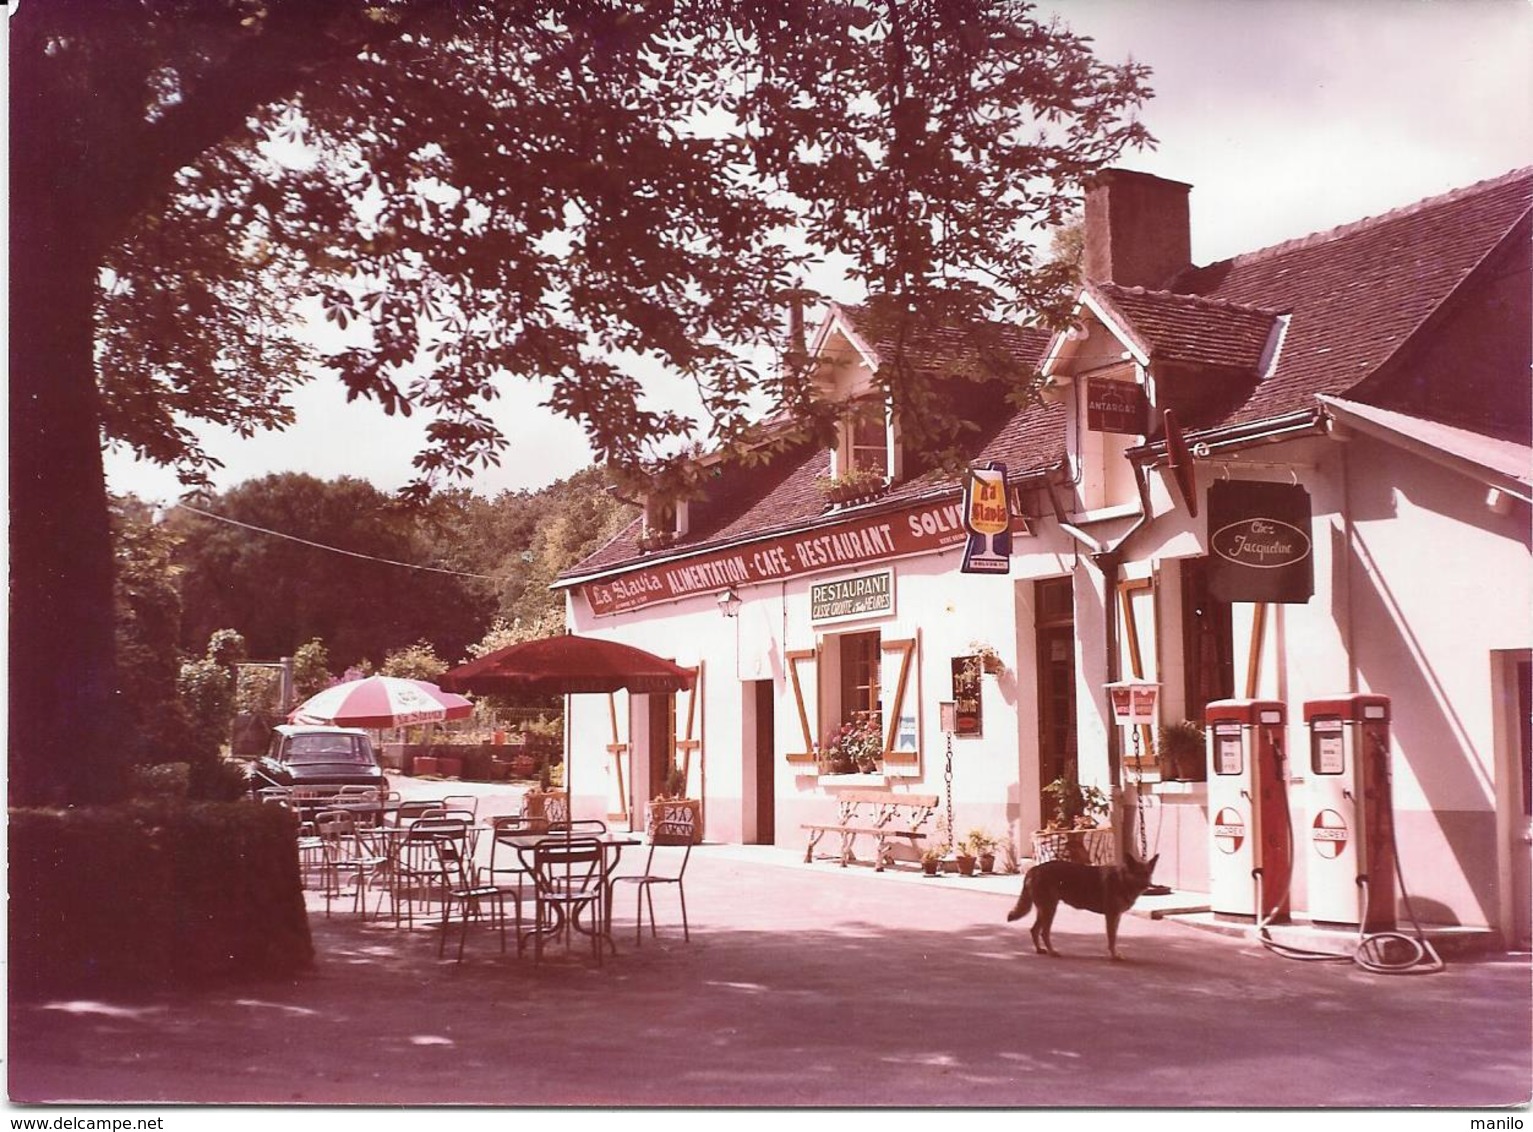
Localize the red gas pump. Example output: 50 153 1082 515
1303 694 1396 930
1205 700 1292 922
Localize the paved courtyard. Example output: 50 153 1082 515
9 825 1530 1110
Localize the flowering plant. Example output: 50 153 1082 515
821 714 884 769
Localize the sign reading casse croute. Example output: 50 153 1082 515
810 569 894 623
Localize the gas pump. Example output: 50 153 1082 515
1205 699 1292 922
1302 694 1396 930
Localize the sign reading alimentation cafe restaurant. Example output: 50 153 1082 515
581 496 1011 617
1207 480 1314 604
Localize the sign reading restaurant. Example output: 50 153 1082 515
581 497 985 616
810 570 894 624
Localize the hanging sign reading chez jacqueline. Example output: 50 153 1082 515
960 462 1012 575
582 496 988 617
1207 480 1314 604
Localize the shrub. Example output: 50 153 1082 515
9 800 313 997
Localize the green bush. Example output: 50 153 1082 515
9 799 313 997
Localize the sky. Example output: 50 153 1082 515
103 0 1533 506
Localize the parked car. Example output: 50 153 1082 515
250 724 389 797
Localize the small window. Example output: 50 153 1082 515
848 402 889 477
839 630 882 724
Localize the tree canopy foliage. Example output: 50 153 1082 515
168 466 635 671
11 0 1151 803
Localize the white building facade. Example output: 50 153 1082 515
555 168 1532 946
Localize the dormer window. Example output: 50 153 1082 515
638 496 687 551
836 397 896 481
847 400 890 477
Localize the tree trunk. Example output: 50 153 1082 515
9 49 125 806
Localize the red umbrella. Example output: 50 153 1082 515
439 635 696 696
290 675 474 728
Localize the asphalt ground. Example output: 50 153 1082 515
8 780 1531 1115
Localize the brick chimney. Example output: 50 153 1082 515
1082 169 1193 289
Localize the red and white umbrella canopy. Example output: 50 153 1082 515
289 675 474 729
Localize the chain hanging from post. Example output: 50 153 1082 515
943 732 955 853
1132 726 1150 862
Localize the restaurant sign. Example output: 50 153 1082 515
810 570 894 624
581 497 976 617
1207 480 1314 604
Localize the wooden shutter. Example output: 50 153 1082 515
605 691 631 821
784 646 820 768
880 634 921 778
673 661 704 797
1118 576 1157 761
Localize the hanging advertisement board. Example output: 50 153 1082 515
960 461 1012 575
1207 480 1314 603
1087 377 1147 435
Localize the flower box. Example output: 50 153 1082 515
1030 826 1116 866
646 798 703 843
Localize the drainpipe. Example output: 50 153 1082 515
1048 458 1155 836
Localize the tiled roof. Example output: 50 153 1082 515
1088 282 1281 372
564 168 1531 584
835 298 1048 381
561 311 1056 582
1169 167 1532 428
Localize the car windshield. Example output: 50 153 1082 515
285 735 370 765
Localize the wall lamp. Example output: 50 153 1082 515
717 587 742 619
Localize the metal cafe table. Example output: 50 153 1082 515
497 828 641 962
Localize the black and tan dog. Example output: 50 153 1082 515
1006 854 1159 960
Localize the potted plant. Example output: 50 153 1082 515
952 843 977 876
814 467 888 506
646 765 702 842
1033 762 1113 864
819 715 882 775
964 828 1000 873
1157 719 1207 782
964 642 1006 677
920 846 944 877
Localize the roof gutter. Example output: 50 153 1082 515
1126 409 1324 466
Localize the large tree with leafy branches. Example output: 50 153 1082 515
11 0 1152 803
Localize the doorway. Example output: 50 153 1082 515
1035 577 1076 817
646 691 677 805
747 680 777 844
1506 656 1531 948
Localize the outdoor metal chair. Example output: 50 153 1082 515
547 818 608 835
441 794 479 820
391 816 467 929
385 799 446 828
433 836 519 963
313 809 389 919
611 815 694 945
525 836 611 965
485 815 535 899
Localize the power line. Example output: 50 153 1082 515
171 501 498 581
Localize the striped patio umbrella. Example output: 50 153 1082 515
289 675 474 729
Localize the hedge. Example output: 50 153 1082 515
9 799 314 997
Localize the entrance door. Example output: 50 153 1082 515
749 680 776 844
646 692 677 808
1035 578 1076 818
1514 659 1531 948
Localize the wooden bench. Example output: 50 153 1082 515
801 790 939 872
